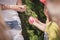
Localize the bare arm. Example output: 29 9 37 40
33 18 46 32
28 7 50 32
0 0 26 12
33 23 46 32
0 4 20 11
33 7 50 32
28 17 47 32
16 0 26 12
44 6 51 23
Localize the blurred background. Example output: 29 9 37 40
18 0 46 40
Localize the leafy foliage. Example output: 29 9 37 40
18 0 46 40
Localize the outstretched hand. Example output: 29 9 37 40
28 16 46 31
28 16 41 25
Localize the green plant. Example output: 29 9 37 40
19 0 46 40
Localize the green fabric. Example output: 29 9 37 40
45 22 60 40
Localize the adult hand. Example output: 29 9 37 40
18 5 26 12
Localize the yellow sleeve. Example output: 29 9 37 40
45 22 60 40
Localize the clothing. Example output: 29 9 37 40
0 0 17 5
6 29 24 40
5 21 24 40
44 32 48 40
0 0 20 21
0 0 22 30
45 22 60 40
6 20 22 30
0 0 24 40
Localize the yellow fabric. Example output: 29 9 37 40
45 22 60 40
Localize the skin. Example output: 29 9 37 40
29 7 50 32
29 0 60 32
0 0 26 12
0 0 27 40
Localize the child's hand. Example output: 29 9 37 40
28 16 35 25
28 16 40 25
28 16 46 31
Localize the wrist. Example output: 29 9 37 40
9 5 19 11
0 4 4 10
33 22 39 26
1 4 10 10
9 5 13 9
6 5 12 9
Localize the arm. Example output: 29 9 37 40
34 22 46 32
0 4 20 11
33 18 46 32
16 0 26 12
0 0 26 12
28 16 47 32
28 7 50 32
44 6 51 23
29 17 49 32
33 7 50 31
